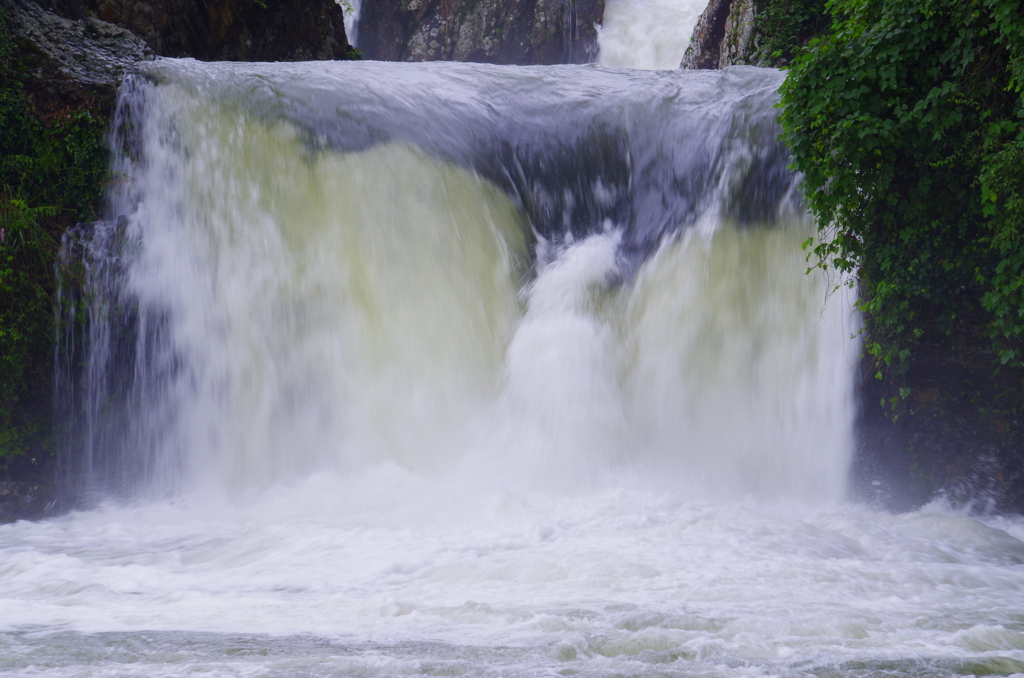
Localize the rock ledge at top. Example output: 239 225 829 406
2 0 355 110
2 0 151 108
78 0 353 61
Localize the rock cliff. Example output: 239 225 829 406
680 0 829 70
359 0 603 65
76 0 355 61
1 0 150 109
2 0 356 110
680 0 759 69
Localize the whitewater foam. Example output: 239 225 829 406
598 0 709 69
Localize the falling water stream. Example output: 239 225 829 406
2 55 1024 678
342 0 361 47
598 0 710 69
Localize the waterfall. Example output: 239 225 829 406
56 60 856 505
10 57 1024 678
598 0 709 69
341 0 361 47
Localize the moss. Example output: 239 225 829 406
0 5 109 469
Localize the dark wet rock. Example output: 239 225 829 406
852 330 1024 514
679 0 730 69
0 457 56 523
9 0 355 65
2 0 151 108
359 0 603 65
717 0 756 67
681 0 758 69
78 0 355 61
1 0 355 114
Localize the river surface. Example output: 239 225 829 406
4 486 1024 676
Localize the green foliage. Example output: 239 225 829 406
779 0 1024 406
752 0 831 66
0 6 109 463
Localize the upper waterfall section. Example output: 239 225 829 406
132 59 794 266
598 0 709 70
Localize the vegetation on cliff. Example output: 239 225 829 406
0 5 108 471
751 0 829 65
780 0 1024 506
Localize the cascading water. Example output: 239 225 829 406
3 58 1024 678
56 61 848 503
598 0 709 69
342 0 361 47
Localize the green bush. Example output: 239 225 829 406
779 0 1024 407
752 0 831 66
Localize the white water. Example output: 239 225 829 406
82 65 852 500
598 0 709 69
5 61 1024 677
5 488 1024 677
340 0 361 47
